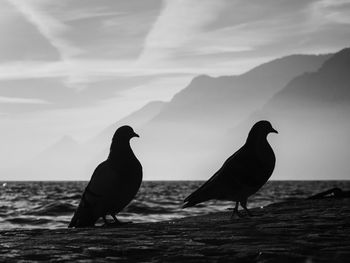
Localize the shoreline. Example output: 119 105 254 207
1 198 349 262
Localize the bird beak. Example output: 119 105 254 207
133 132 140 138
271 128 278 134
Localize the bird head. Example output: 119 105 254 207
112 125 139 141
248 120 278 140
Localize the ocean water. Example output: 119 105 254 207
0 180 349 230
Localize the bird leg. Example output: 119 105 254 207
240 200 253 217
102 215 110 225
230 201 243 219
102 214 131 227
111 214 132 225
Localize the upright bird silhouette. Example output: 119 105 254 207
183 120 277 218
69 125 142 228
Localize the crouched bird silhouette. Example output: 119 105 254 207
69 125 142 228
183 120 278 218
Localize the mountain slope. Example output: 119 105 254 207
150 54 331 127
135 53 333 180
236 48 350 180
90 100 165 147
267 48 350 109
9 101 165 180
10 136 85 180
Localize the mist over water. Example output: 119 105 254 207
0 180 349 230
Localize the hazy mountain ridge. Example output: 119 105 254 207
134 52 337 180
40 135 80 155
10 49 350 180
149 54 331 127
267 48 350 108
90 100 166 147
12 101 166 180
237 47 350 180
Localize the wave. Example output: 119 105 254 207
1 180 350 229
7 217 52 225
28 202 76 216
125 203 175 215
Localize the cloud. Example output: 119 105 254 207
181 0 350 59
310 0 350 24
0 58 239 81
0 96 50 104
1 0 349 91
0 73 186 114
61 9 125 22
121 75 193 103
138 0 227 63
6 0 82 60
56 2 160 61
192 45 253 56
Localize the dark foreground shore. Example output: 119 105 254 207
1 198 349 262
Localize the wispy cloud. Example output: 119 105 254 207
1 0 349 87
0 96 50 104
7 0 81 60
138 0 227 64
0 59 242 81
310 0 350 24
60 8 125 22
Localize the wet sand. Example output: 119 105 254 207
0 198 349 262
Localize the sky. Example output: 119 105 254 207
1 0 350 177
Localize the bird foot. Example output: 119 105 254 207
230 210 244 220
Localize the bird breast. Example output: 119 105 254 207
255 139 275 175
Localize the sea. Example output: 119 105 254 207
0 180 349 230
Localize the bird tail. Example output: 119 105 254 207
68 194 97 228
182 200 198 209
183 189 210 209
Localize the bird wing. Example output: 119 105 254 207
183 147 245 207
69 158 142 228
68 161 110 228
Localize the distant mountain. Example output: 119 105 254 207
37 135 81 157
84 100 166 173
116 100 166 127
12 49 346 180
266 48 350 110
135 52 333 180
7 101 166 180
150 54 331 127
234 48 350 179
90 101 165 146
13 135 86 180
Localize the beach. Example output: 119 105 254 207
0 197 349 262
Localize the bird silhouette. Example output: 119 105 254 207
183 120 277 218
69 125 142 228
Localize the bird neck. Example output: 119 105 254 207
107 139 133 160
246 131 268 148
